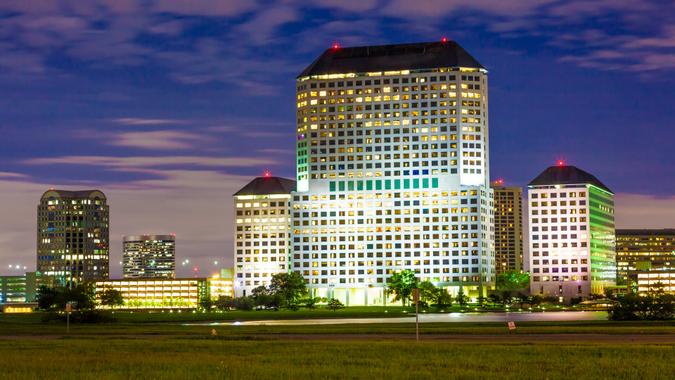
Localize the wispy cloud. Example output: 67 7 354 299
109 130 207 150
23 155 276 169
111 117 188 126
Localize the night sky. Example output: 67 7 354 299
1 1 673 277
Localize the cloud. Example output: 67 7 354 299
382 0 552 18
111 117 188 126
236 5 299 45
108 130 207 150
153 0 258 16
23 155 276 171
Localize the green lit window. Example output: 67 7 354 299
339 182 345 191
394 179 401 189
366 180 373 190
329 182 336 192
385 180 391 190
422 178 429 188
413 179 420 189
432 178 439 188
376 180 382 190
348 181 355 191
357 181 364 191
404 179 410 189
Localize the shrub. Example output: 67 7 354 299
609 294 674 321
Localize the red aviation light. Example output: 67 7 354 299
332 42 340 49
557 159 566 167
441 36 448 43
263 170 272 178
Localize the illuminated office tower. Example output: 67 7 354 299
616 229 674 289
37 189 109 287
292 41 494 305
233 175 295 297
123 234 176 279
491 181 523 273
527 163 616 300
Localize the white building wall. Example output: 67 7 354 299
234 194 292 297
528 185 592 300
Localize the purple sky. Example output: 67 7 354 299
0 0 673 277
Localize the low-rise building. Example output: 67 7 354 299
95 273 234 309
0 272 38 304
636 271 675 294
616 229 674 288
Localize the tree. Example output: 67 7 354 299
417 281 452 307
251 285 280 309
98 287 124 308
455 286 469 306
233 296 255 311
214 296 235 310
269 272 307 309
60 283 96 310
36 285 59 310
609 294 674 321
496 271 530 291
327 298 344 311
387 270 418 306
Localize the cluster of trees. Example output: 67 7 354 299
387 269 467 307
203 272 315 311
609 293 674 320
36 284 124 311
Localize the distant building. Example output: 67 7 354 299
123 234 176 279
491 182 523 273
37 189 109 287
637 271 675 294
209 268 235 300
233 176 295 297
94 274 233 309
527 164 616 300
616 229 675 289
0 272 38 304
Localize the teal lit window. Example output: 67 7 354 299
432 178 439 188
329 182 336 192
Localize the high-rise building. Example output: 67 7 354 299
616 229 675 288
37 189 109 287
291 41 494 305
527 164 616 300
123 234 176 279
491 181 523 273
233 175 295 297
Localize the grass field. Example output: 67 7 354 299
1 337 674 379
2 311 674 379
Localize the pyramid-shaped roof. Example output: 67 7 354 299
528 165 612 193
298 41 485 78
234 176 296 196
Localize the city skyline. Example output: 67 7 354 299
1 1 674 277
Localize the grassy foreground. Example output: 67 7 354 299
1 337 674 380
2 311 674 379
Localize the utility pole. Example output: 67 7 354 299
413 288 420 342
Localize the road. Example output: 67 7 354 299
187 311 608 326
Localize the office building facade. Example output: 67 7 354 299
491 182 523 273
37 189 109 286
123 234 176 279
291 41 494 305
616 229 674 289
233 176 295 297
527 164 616 300
0 272 38 304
